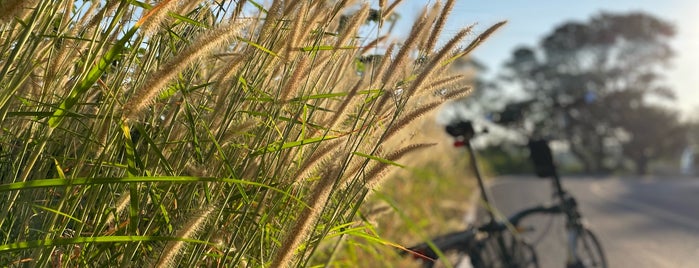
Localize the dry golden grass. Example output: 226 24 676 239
0 1 503 267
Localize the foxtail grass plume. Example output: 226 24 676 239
416 1 443 52
363 143 436 189
401 25 475 103
73 0 99 29
425 0 457 53
81 1 120 36
284 1 309 58
326 79 363 130
173 0 202 17
281 0 302 16
368 43 395 88
121 23 242 122
360 35 388 55
280 57 310 102
410 75 468 100
382 0 403 21
296 136 349 180
440 86 472 100
381 7 430 87
156 206 216 268
432 74 466 89
103 192 131 230
137 0 182 37
458 21 508 58
335 4 370 48
271 156 342 268
257 0 284 41
382 101 443 142
47 0 79 84
0 0 38 23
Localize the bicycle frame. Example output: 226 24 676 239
404 119 605 268
446 120 536 267
519 137 605 268
539 144 595 268
504 185 588 266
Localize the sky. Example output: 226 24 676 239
393 0 699 115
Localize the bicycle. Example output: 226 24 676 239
401 119 607 268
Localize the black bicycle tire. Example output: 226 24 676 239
473 231 539 268
402 229 477 268
574 228 607 268
516 241 540 268
421 248 472 268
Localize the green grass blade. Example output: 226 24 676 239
352 152 406 168
251 135 338 157
246 0 268 14
300 46 358 52
29 204 83 224
0 235 216 253
237 37 279 57
120 123 142 176
134 124 175 175
0 176 304 206
47 25 139 128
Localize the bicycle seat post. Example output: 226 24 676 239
446 120 496 221
464 140 496 221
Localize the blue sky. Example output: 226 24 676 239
394 1 699 115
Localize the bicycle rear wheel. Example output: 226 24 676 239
427 249 472 268
402 230 476 268
572 228 607 268
475 231 539 268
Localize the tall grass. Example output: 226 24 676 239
0 0 502 266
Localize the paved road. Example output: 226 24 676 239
482 176 699 268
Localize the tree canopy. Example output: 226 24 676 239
498 11 688 174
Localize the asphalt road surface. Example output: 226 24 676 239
481 176 699 268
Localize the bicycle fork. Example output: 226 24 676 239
565 227 584 268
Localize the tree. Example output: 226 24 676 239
614 104 688 174
499 12 686 174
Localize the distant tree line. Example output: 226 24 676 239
471 11 696 175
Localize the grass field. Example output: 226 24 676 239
0 1 499 266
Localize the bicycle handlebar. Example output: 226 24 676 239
507 204 563 225
506 192 580 226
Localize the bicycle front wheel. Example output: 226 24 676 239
573 228 607 268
